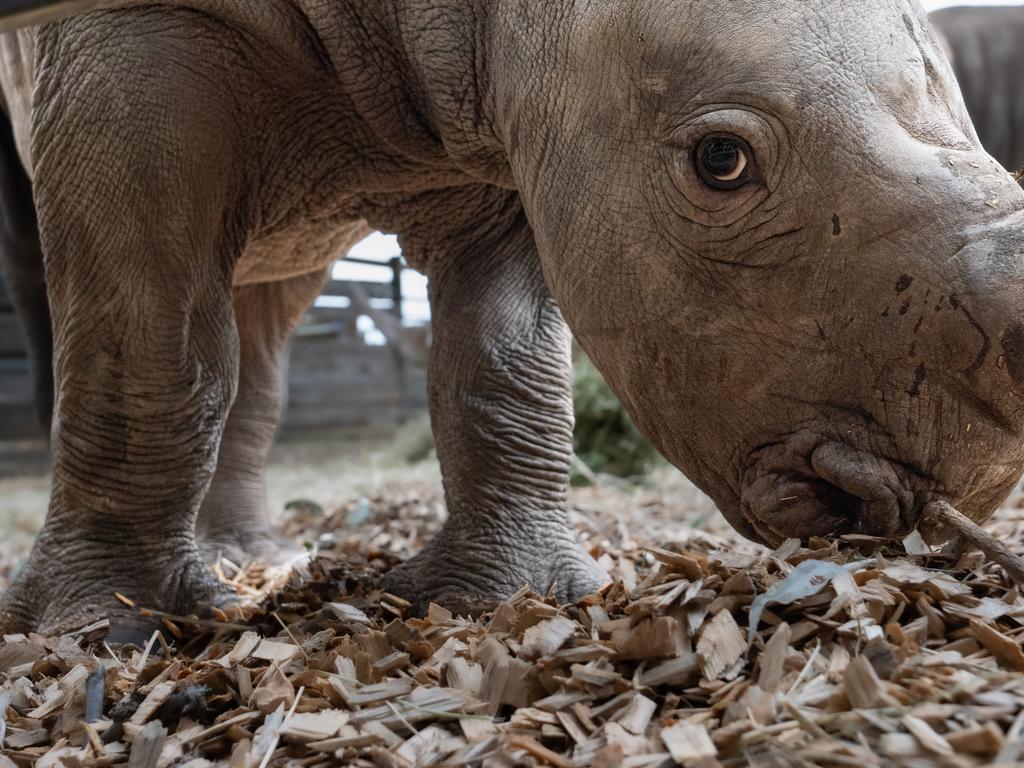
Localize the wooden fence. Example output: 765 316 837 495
0 259 429 445
283 257 428 432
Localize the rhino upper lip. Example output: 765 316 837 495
739 432 924 544
809 441 918 533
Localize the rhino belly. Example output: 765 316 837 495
234 217 371 286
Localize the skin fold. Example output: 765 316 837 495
1 0 1024 635
930 6 1024 175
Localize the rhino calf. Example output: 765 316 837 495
2 0 1024 638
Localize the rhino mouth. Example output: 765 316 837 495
739 433 918 546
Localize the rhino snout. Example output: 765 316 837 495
740 436 918 546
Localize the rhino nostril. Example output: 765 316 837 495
1000 323 1024 386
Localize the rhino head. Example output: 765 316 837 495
495 0 1024 544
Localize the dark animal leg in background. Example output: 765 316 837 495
0 110 52 435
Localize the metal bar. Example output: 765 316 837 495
342 256 393 269
389 256 403 320
342 254 410 270
387 255 409 418
0 0 111 31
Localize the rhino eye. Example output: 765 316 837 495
696 134 753 190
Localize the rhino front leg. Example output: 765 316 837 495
0 19 248 637
383 203 608 615
0 258 239 637
197 269 329 566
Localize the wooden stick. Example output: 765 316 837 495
923 501 1024 587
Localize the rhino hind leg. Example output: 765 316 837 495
196 269 329 567
382 192 609 615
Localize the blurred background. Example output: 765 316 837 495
0 0 1021 563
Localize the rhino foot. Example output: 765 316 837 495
0 540 234 641
381 531 609 617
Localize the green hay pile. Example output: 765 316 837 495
570 356 659 484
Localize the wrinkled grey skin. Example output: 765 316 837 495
931 6 1024 175
2 0 1024 636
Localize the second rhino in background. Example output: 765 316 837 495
931 6 1024 175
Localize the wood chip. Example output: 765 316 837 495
394 724 458 765
343 678 414 706
614 616 684 661
280 709 349 742
661 721 720 767
844 655 891 710
27 664 90 720
969 619 1024 672
446 657 482 695
902 714 954 756
697 610 745 680
0 690 9 747
614 694 657 735
520 616 577 660
129 679 177 726
757 622 790 693
507 734 573 768
639 653 700 687
218 630 261 667
902 530 931 556
252 639 300 664
946 722 1005 755
127 720 167 768
251 664 294 714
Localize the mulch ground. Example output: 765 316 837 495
2 480 1024 768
